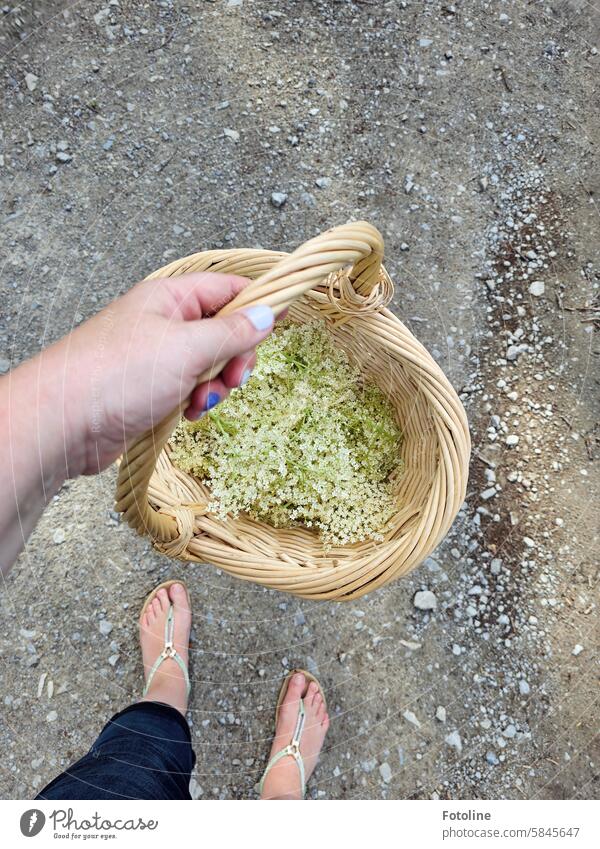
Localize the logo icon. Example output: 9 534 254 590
20 809 46 837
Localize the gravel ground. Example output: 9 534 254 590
1 0 598 800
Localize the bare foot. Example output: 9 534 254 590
261 672 330 800
139 583 191 716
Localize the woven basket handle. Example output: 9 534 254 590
115 221 384 543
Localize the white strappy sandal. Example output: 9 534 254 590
259 668 327 799
140 580 191 698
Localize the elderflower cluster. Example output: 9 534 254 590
169 320 403 546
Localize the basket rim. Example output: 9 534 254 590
115 226 470 600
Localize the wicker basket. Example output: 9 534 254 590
115 222 470 601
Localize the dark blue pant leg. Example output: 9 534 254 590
37 701 195 800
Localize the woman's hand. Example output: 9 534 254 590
64 273 274 475
0 272 274 573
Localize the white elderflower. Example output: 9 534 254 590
169 320 403 545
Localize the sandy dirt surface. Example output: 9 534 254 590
0 0 598 799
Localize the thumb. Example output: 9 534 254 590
182 304 275 377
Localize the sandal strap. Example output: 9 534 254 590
259 698 306 798
142 603 191 698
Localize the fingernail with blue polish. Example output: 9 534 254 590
203 391 220 412
240 368 252 386
244 304 274 332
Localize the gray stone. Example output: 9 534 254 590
402 709 421 728
270 192 288 208
445 730 462 752
189 777 203 799
506 345 522 361
93 8 110 25
413 590 437 610
529 280 545 296
300 191 316 207
490 558 502 574
306 656 319 675
379 761 392 783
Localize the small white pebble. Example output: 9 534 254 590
414 590 437 610
379 762 392 783
403 709 421 728
445 730 462 752
529 280 545 297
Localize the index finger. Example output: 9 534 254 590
153 272 252 321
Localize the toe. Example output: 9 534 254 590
169 582 190 612
152 597 162 617
284 672 306 703
277 672 306 728
156 588 170 610
322 714 330 732
280 672 306 728
169 583 191 651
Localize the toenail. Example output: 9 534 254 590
293 673 304 684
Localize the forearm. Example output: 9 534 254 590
0 273 273 574
0 341 87 574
